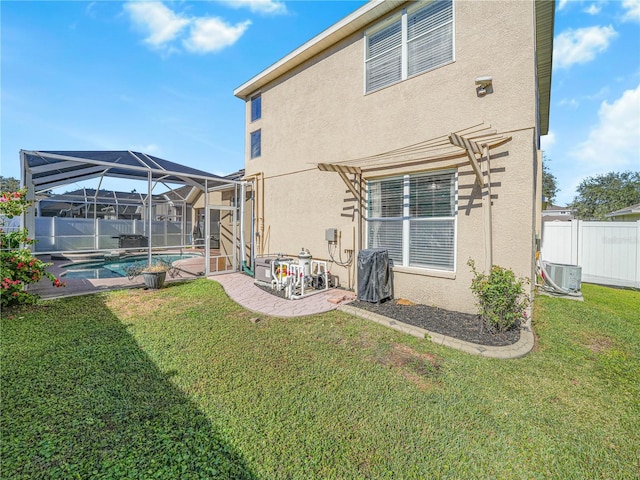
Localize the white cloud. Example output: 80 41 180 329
571 84 640 171
124 2 251 54
553 25 617 69
584 3 602 15
85 2 98 18
124 2 190 47
541 131 556 152
585 86 610 101
622 0 640 21
558 0 570 11
133 144 161 155
559 98 580 108
219 0 287 15
184 18 251 53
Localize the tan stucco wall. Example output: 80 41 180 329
241 0 541 312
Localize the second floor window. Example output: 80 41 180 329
250 130 261 159
251 94 261 122
365 0 454 93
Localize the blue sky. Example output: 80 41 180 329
1 0 639 205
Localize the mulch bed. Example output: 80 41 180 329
256 282 519 347
349 299 520 347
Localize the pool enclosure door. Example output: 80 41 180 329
205 205 237 276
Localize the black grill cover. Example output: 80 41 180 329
118 234 148 248
357 248 393 303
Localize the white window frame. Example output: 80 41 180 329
365 170 458 272
364 0 455 94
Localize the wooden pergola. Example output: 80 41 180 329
317 123 512 270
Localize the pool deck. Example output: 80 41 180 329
27 255 356 318
27 254 207 299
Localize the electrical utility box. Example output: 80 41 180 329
325 228 338 243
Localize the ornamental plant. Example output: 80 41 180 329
0 188 65 307
125 258 174 281
467 258 530 334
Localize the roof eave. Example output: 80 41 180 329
536 0 555 136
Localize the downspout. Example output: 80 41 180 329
260 172 265 255
249 179 256 274
244 172 264 257
239 181 253 275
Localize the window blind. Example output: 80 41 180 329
365 0 454 92
366 171 456 271
365 20 402 92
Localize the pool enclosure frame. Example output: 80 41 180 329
20 150 246 276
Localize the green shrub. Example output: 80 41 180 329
1 188 65 307
467 259 530 333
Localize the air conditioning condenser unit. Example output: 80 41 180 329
544 262 582 292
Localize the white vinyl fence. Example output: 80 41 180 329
34 217 191 253
541 220 640 288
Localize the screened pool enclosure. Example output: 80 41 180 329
20 150 248 276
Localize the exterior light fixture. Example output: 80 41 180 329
475 76 493 96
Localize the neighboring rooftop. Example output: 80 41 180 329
606 203 640 219
542 204 575 222
543 205 574 212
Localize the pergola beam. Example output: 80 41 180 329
449 132 484 186
317 124 512 273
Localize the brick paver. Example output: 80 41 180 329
212 273 354 317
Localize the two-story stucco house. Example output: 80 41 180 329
234 0 554 313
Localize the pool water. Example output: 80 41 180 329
61 254 201 279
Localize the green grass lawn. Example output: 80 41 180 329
2 281 638 479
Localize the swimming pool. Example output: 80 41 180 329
61 254 202 279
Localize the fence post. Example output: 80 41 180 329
52 216 57 252
95 218 100 250
571 219 579 265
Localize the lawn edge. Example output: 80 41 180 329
338 304 534 359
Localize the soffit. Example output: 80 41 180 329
536 0 555 136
